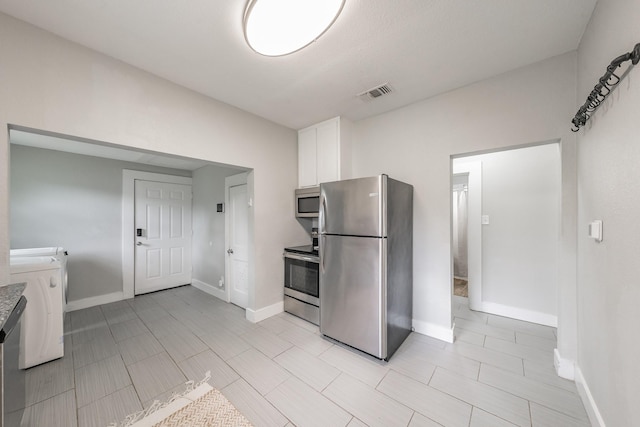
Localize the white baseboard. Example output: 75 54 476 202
191 279 228 302
553 348 575 380
66 291 124 312
412 318 455 343
575 366 606 427
246 301 284 323
481 301 557 327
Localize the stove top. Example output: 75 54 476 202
284 245 319 256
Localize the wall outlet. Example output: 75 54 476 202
218 276 225 288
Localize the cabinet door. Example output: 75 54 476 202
316 118 339 184
298 127 317 187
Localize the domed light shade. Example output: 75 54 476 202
243 0 345 56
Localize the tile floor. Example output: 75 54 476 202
18 287 591 427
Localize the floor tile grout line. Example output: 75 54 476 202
476 363 588 422
29 287 586 427
470 404 523 427
430 367 531 426
223 374 292 425
527 399 591 424
102 311 143 416
374 368 471 426
442 341 529 376
454 320 521 342
432 365 532 408
321 371 413 425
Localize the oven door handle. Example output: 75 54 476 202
283 252 319 263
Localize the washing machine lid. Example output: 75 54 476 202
10 256 61 274
10 247 65 257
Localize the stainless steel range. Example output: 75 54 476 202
283 245 319 325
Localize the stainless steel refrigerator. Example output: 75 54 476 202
319 174 413 360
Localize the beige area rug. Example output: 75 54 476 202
454 278 468 297
152 388 252 427
110 372 252 427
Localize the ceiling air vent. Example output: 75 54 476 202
358 83 393 101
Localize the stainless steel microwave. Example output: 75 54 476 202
295 187 320 218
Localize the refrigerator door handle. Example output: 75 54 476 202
319 191 327 234
320 234 326 273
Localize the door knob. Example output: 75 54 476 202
137 242 143 246
227 248 234 254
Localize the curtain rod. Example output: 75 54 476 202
571 42 640 132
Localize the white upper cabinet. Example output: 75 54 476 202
298 127 318 188
298 116 352 188
315 119 339 185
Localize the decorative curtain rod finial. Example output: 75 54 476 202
632 43 640 65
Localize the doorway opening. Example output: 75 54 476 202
451 142 561 327
452 173 469 298
9 126 252 311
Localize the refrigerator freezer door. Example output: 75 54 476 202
320 234 386 358
320 176 385 237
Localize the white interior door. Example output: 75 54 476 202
228 183 249 308
135 179 192 295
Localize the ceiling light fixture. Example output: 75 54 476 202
243 0 345 57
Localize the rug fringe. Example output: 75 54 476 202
109 371 212 427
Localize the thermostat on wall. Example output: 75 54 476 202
217 203 224 213
588 220 603 242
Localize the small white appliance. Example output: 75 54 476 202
9 256 65 369
295 186 320 218
10 247 68 313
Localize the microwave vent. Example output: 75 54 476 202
358 83 393 101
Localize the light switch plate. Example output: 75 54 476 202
481 215 490 225
588 220 603 242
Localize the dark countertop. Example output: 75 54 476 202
0 282 27 331
285 245 319 257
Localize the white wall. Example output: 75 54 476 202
457 144 560 325
574 0 640 425
192 164 242 290
10 144 191 302
352 52 577 343
0 13 309 313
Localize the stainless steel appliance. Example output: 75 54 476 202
1 295 27 427
319 174 413 360
311 227 319 250
283 245 319 325
295 187 320 218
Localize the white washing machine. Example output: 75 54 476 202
9 256 65 369
11 247 68 313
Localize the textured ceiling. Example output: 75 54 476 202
0 0 597 130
